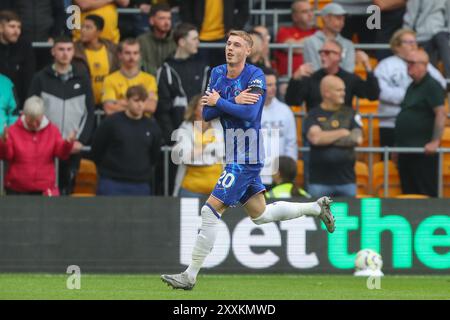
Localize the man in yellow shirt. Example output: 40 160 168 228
74 15 119 107
73 0 130 44
102 38 158 115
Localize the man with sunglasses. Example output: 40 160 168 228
285 39 379 111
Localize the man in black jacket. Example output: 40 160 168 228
0 10 35 107
285 39 379 111
28 36 95 195
180 0 249 67
155 23 209 196
156 22 209 145
91 85 162 196
10 0 66 70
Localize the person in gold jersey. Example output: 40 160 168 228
102 38 158 115
73 0 130 44
74 15 119 108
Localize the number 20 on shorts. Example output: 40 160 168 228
218 171 236 188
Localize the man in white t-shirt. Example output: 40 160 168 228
374 28 446 147
260 68 298 186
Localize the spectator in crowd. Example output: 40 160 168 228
0 73 17 135
9 0 66 70
303 3 355 73
74 14 119 108
274 0 317 76
404 0 450 77
73 0 130 44
304 75 363 198
248 31 268 70
138 3 176 76
28 36 95 195
335 0 376 43
102 38 158 115
156 23 209 145
260 68 298 187
286 39 379 111
180 0 249 67
119 0 152 39
265 156 311 199
173 94 224 198
395 49 446 197
374 29 446 147
91 85 163 196
373 0 407 60
252 25 272 70
0 10 35 107
0 96 81 196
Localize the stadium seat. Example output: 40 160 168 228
290 105 305 153
355 98 381 164
440 127 450 162
355 161 370 195
296 159 304 188
372 160 402 197
442 159 450 197
310 0 333 9
354 57 379 80
72 159 97 195
394 194 430 199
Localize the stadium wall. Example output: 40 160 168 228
0 197 448 274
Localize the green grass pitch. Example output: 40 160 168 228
0 274 449 300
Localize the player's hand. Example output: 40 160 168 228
424 140 440 155
235 89 260 105
293 63 313 80
202 90 221 107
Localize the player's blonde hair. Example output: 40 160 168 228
228 30 253 48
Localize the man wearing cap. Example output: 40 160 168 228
302 3 355 73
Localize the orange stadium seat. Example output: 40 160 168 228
372 161 402 197
355 161 370 196
354 57 379 80
394 194 430 199
355 98 380 164
443 159 450 197
290 105 305 153
296 159 305 188
310 0 333 9
441 127 450 162
72 159 97 195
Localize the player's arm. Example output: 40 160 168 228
203 88 264 122
202 106 223 121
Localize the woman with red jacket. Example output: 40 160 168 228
0 96 81 196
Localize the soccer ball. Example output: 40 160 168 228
354 249 383 271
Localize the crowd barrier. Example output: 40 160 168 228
2 144 448 198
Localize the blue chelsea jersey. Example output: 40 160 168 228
204 63 267 165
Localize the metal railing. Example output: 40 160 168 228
1 144 450 198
